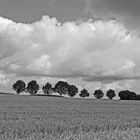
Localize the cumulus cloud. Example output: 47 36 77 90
0 15 140 91
0 71 10 86
85 0 140 33
103 80 134 91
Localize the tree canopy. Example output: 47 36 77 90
12 80 140 101
12 80 26 95
42 82 53 95
79 89 90 98
118 90 137 100
54 81 69 96
26 80 39 95
68 84 78 97
94 89 104 99
106 89 116 100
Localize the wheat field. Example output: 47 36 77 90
0 94 140 140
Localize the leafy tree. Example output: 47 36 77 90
106 89 116 100
136 94 140 100
79 89 90 98
26 80 39 95
54 81 69 96
12 80 26 95
118 90 137 100
42 82 53 95
94 89 104 99
68 84 78 97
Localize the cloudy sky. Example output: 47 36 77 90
0 0 140 95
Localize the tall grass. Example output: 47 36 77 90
0 94 140 140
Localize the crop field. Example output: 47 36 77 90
0 94 140 140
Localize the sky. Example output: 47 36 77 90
0 0 140 95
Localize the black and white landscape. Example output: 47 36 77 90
0 0 140 139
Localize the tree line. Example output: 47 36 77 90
12 80 140 100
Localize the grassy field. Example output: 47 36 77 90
0 94 140 140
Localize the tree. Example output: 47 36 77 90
12 80 26 95
106 89 116 100
26 80 39 95
136 94 140 100
118 90 137 100
54 81 69 96
79 89 90 98
94 89 104 99
42 82 53 95
68 84 78 97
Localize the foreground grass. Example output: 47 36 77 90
0 94 140 140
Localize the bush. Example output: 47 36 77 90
118 90 137 100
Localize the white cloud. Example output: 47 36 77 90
103 80 134 91
0 15 140 91
27 55 51 73
0 71 10 86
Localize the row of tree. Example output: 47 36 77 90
12 80 140 100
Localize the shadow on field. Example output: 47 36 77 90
0 92 14 95
33 94 64 98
